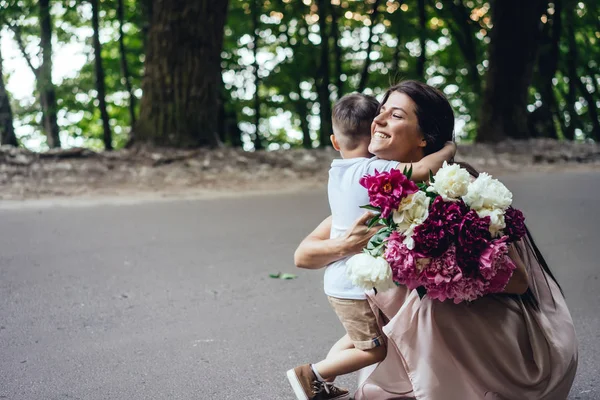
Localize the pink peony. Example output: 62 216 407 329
384 232 423 289
360 169 419 219
504 207 526 242
479 236 517 293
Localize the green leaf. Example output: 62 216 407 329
269 273 281 278
280 273 298 280
429 170 435 183
416 286 427 299
406 164 413 180
359 205 380 212
402 165 409 175
367 216 380 229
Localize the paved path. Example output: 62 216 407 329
0 171 598 399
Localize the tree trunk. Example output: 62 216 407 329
416 0 426 79
330 2 343 98
39 0 61 148
251 0 263 150
562 5 578 140
134 0 229 147
316 0 332 147
117 0 137 129
443 0 480 91
477 0 548 142
358 0 381 92
528 0 562 139
91 0 113 150
0 35 18 147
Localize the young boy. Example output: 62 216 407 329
286 93 456 400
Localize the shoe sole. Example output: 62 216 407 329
286 369 309 400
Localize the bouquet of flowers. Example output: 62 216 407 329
346 162 527 303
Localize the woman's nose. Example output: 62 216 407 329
373 112 386 126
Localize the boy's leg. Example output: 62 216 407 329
315 297 386 380
323 334 354 382
314 345 386 380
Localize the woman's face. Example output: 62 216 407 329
368 91 426 162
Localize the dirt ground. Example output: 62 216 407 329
1 139 599 202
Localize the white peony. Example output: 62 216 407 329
463 172 513 211
427 161 471 201
476 207 506 237
393 191 430 249
347 253 395 292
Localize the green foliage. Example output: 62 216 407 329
1 0 599 149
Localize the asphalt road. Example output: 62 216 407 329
1 171 598 400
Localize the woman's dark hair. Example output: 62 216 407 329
378 80 455 156
382 80 562 310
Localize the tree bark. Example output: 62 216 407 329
477 0 549 142
416 0 426 79
117 0 137 129
251 0 263 150
330 2 343 98
358 0 381 92
91 0 113 150
0 35 18 146
316 0 332 147
39 0 61 148
134 0 229 147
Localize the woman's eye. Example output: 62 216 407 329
393 114 402 119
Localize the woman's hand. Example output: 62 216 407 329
340 211 382 255
294 212 380 270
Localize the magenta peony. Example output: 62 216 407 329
360 169 419 218
504 207 526 241
412 217 451 258
427 197 467 237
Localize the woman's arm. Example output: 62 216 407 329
503 245 530 295
294 212 380 270
397 141 457 182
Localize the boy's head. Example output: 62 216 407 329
331 93 379 156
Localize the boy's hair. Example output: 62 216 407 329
332 93 379 150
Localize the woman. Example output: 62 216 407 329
294 81 578 399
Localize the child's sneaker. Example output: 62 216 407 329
286 364 320 399
315 382 350 400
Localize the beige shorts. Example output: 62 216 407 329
327 296 384 350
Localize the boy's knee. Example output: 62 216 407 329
365 344 386 362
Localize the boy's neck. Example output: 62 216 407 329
340 148 372 159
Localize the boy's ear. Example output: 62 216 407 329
330 134 341 151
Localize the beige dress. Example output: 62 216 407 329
355 237 578 400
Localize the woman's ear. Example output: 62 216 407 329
419 137 427 148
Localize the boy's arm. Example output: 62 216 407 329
397 141 457 182
294 212 380 269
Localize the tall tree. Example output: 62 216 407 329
91 0 113 150
7 0 61 147
316 0 332 147
0 33 18 147
330 2 344 98
134 0 229 147
251 0 263 150
528 0 562 139
477 0 549 142
358 0 382 92
416 0 426 79
117 0 137 128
